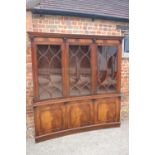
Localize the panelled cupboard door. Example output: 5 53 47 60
66 100 94 128
94 98 120 124
34 103 66 136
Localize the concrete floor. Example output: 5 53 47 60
27 119 128 155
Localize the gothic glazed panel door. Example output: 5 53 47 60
69 45 91 96
97 45 117 93
37 44 63 100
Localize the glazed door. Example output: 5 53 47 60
68 44 92 96
32 41 65 101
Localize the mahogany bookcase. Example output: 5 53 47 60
28 32 123 142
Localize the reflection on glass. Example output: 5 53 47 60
97 46 117 93
37 45 62 100
69 45 91 96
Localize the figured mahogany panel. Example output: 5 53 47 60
67 39 92 44
67 100 93 128
94 98 120 123
34 103 65 136
96 40 120 45
34 37 63 43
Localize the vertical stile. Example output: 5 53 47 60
32 41 39 101
62 38 69 97
91 39 97 94
116 41 122 93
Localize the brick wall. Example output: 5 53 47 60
32 14 129 35
121 58 129 105
121 58 129 119
26 11 129 138
26 11 34 138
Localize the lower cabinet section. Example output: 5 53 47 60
34 97 120 142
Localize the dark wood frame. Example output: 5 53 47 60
28 32 122 142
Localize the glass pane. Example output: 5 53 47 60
69 45 91 96
124 35 129 53
37 45 62 100
97 46 117 93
